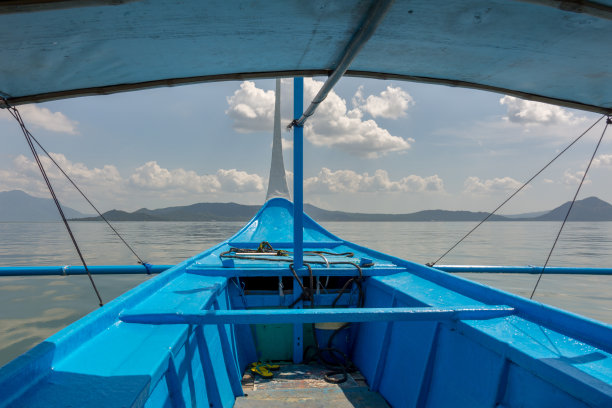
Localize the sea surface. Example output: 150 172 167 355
0 220 611 367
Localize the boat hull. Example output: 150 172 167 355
0 198 610 407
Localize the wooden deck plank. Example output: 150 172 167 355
235 364 389 407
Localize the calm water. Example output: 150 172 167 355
0 220 611 366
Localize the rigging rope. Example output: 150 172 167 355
6 105 104 306
530 116 611 299
26 130 147 266
428 114 607 266
1 97 147 270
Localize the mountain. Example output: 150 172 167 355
76 203 262 222
303 204 509 222
0 190 90 222
74 201 510 222
530 196 612 221
6 190 612 222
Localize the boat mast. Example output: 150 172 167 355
265 78 291 202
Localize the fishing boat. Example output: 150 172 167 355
0 1 611 407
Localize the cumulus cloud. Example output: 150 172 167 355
353 85 414 119
463 176 523 194
216 169 264 192
281 137 293 151
0 153 122 199
304 167 444 194
225 81 276 133
593 154 612 168
12 153 120 185
303 78 413 158
226 79 413 158
129 161 263 193
561 170 590 186
0 153 265 208
500 96 585 126
0 104 79 134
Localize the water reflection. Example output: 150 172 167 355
0 220 611 366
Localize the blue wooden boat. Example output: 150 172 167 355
0 196 610 407
0 1 611 407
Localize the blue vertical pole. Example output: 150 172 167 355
293 77 304 269
293 77 304 363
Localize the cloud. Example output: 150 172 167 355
0 153 122 198
0 104 79 134
304 167 444 194
12 153 121 185
561 170 590 186
593 154 612 168
225 81 275 133
463 176 523 194
499 96 585 126
281 137 293 151
303 78 413 158
353 85 414 119
216 169 264 192
129 161 263 193
226 79 413 158
0 154 265 210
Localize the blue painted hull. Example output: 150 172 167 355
0 198 610 407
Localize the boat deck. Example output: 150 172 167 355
235 363 389 407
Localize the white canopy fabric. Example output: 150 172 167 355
0 0 610 113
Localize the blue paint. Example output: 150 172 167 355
436 265 612 275
293 77 305 365
187 266 401 277
5 263 610 277
2 2 611 406
0 198 611 407
293 77 304 269
119 306 515 325
0 264 172 276
165 355 187 408
213 300 243 397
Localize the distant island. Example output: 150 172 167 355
3 190 612 222
0 190 89 222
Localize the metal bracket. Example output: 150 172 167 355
0 97 10 109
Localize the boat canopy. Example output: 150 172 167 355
0 0 611 113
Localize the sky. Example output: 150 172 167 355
0 77 609 215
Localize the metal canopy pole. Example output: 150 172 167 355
291 0 393 128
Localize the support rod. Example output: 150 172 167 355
434 265 612 275
292 0 393 127
120 305 515 325
0 265 172 276
3 265 612 277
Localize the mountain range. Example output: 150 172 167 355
3 190 612 222
0 190 89 222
